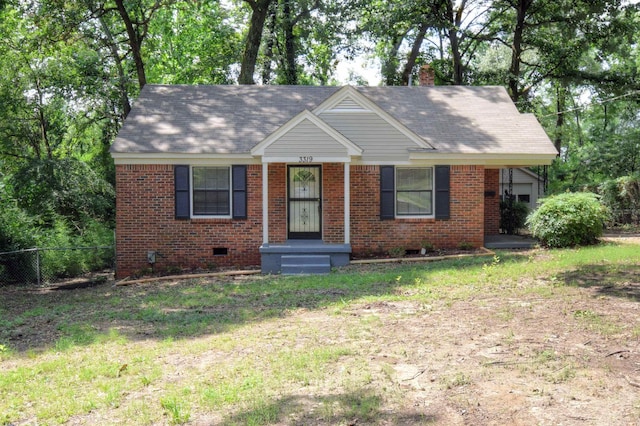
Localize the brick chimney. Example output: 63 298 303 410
419 64 435 86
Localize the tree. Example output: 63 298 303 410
357 0 496 86
487 0 628 104
145 0 241 84
0 2 116 227
239 0 273 84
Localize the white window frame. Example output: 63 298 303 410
395 166 435 218
190 166 233 218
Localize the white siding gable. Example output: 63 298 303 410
263 118 350 157
251 110 362 162
314 87 433 162
320 111 417 162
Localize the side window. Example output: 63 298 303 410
396 167 433 216
192 167 231 216
517 194 530 204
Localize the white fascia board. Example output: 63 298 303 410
111 153 258 165
250 109 362 157
408 152 557 167
313 86 435 150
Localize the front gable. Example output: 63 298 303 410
313 87 435 162
250 110 362 163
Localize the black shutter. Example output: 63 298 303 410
175 165 190 219
435 165 450 220
232 165 247 219
380 165 395 220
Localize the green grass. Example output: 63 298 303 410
0 241 638 424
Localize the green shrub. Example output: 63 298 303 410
387 246 406 258
457 241 474 250
37 217 114 279
598 175 640 225
526 192 609 248
0 199 39 284
500 200 529 234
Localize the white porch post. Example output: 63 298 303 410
262 162 269 245
344 162 350 245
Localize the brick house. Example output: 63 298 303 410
111 84 557 277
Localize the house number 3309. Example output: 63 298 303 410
299 156 313 163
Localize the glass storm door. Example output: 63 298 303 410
288 165 321 239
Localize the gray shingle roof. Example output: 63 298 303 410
111 84 557 156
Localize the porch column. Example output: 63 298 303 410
344 162 350 245
262 162 269 244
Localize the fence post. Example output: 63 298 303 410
36 248 41 286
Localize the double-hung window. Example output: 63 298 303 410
396 167 433 216
192 167 231 216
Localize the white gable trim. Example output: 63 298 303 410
313 86 435 150
250 109 362 159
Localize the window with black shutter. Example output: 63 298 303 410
380 166 395 220
380 165 450 219
232 165 247 219
174 165 190 219
174 165 247 219
434 165 451 220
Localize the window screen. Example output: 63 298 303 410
396 167 433 215
192 167 230 215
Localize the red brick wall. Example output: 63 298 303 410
115 164 263 278
268 163 287 243
349 165 485 255
322 163 345 243
484 169 500 235
115 163 487 277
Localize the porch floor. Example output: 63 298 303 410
484 234 538 249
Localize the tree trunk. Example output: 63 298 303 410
382 35 404 86
448 0 465 85
281 0 297 85
114 0 146 89
401 22 428 86
508 0 531 103
261 2 278 84
96 12 131 118
239 0 272 84
554 81 566 153
33 78 50 160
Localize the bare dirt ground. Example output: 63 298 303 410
2 235 640 425
341 290 640 425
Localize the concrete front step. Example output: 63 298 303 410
259 241 351 274
281 255 331 275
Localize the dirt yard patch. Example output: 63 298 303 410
1 238 640 425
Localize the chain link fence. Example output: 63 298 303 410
0 246 114 286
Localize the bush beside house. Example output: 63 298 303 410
526 192 609 248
